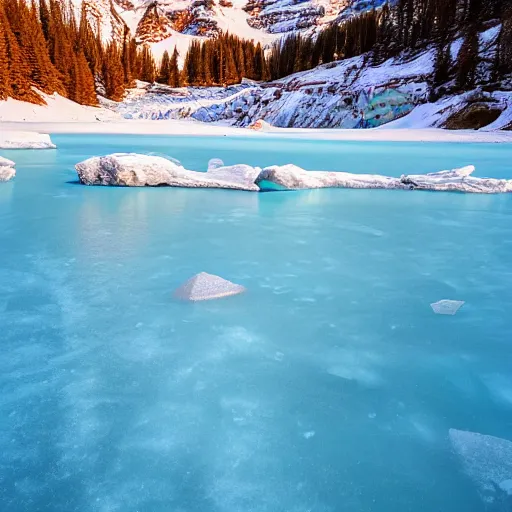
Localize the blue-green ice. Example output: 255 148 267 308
1 135 512 512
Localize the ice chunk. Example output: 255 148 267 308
430 299 465 315
449 429 512 502
0 131 56 149
174 272 246 302
0 156 15 182
0 156 15 167
256 164 405 190
401 166 512 193
207 158 224 171
75 153 260 191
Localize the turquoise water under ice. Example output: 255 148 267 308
1 135 512 512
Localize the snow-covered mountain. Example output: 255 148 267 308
75 0 380 57
99 24 510 132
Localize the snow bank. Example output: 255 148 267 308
0 156 16 182
174 272 246 301
450 429 512 503
75 153 261 191
0 91 119 123
75 153 512 194
0 131 56 149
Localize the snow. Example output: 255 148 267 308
0 91 119 123
174 272 246 301
0 130 56 149
0 156 16 182
75 153 262 190
75 153 512 193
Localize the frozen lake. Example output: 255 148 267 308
1 135 512 512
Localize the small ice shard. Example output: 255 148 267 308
174 272 246 302
430 299 465 315
449 429 512 502
207 158 224 171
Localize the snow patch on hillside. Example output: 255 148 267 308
0 91 121 123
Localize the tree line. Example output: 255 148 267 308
267 0 512 91
2 0 512 107
0 0 270 106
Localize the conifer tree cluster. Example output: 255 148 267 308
0 0 160 105
179 33 268 86
267 0 512 91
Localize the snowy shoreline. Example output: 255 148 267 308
3 121 512 143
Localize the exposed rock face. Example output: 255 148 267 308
135 2 173 42
245 0 350 34
174 272 246 301
72 0 383 47
189 52 432 128
0 156 16 182
82 0 128 42
443 102 503 130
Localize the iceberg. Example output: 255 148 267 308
0 131 56 149
0 156 16 182
174 272 246 301
401 165 512 193
74 153 512 194
449 429 512 503
257 164 405 190
430 300 465 315
75 153 261 191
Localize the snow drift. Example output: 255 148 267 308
75 153 512 194
0 131 56 149
0 156 16 182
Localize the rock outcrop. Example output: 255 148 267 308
75 154 512 194
0 156 16 182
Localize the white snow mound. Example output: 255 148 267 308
75 153 261 191
174 272 246 302
0 131 56 149
450 429 512 502
75 154 512 194
430 300 465 315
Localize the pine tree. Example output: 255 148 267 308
433 43 451 86
139 44 156 83
169 47 180 87
456 23 479 90
0 2 41 103
102 41 125 101
71 49 97 105
157 50 171 84
495 1 512 76
0 12 12 100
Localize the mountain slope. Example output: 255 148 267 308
72 0 383 58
